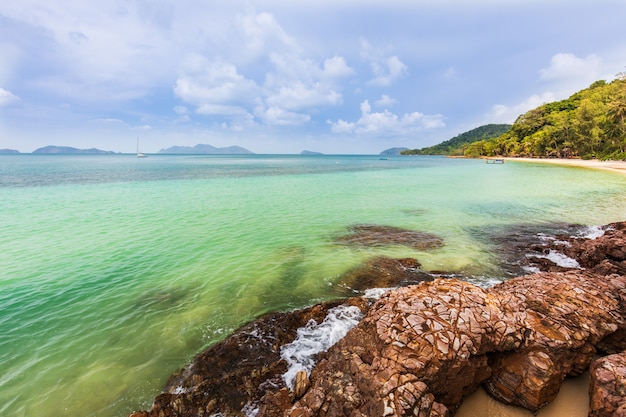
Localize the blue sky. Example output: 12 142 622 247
1 0 625 154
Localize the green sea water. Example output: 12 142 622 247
1 154 625 417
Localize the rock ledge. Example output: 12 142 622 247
130 222 626 417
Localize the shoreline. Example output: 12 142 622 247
130 222 626 417
502 157 626 176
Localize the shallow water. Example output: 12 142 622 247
0 154 624 417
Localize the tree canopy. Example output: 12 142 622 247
464 76 626 160
401 124 512 155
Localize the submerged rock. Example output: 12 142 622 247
339 256 433 293
488 221 626 277
129 221 626 417
335 224 444 250
564 221 626 275
135 298 368 417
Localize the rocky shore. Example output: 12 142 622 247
130 222 626 417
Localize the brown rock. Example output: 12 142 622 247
293 370 310 400
136 298 368 417
131 222 626 417
339 256 433 293
288 271 626 416
565 222 626 275
484 271 626 410
335 224 444 250
589 352 626 417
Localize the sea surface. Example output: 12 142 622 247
1 154 625 417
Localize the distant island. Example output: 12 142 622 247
158 144 254 154
32 146 117 155
0 149 20 154
300 150 323 155
379 147 409 156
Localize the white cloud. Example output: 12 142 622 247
360 39 408 87
368 55 408 87
255 106 311 126
538 53 603 98
174 55 259 115
4 1 626 153
0 88 20 105
375 94 397 107
323 56 355 78
485 53 605 125
263 53 353 111
236 11 296 59
329 99 445 136
172 11 354 126
539 53 601 82
88 118 126 126
487 92 556 124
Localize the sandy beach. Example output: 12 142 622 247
460 158 625 416
504 157 626 176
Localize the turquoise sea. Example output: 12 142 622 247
1 154 625 417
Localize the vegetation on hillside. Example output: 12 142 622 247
464 75 626 160
401 124 512 155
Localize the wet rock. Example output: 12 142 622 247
134 298 369 417
286 271 626 416
293 370 310 400
486 221 626 277
130 221 626 417
589 352 626 417
563 221 626 275
339 256 433 293
485 222 583 276
335 224 444 250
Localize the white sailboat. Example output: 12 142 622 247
136 137 147 158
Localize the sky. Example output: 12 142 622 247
1 0 625 154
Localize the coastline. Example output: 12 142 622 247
130 221 626 417
503 157 626 176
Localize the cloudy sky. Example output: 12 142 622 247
1 0 625 154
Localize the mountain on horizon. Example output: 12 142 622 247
379 147 409 156
32 146 116 155
401 124 512 156
158 144 254 154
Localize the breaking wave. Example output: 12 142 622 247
280 305 363 390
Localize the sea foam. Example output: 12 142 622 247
529 250 581 269
280 305 363 390
578 225 606 240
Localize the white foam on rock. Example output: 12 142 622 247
363 287 392 299
280 305 363 390
578 225 606 240
529 250 581 269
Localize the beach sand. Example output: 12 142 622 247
504 157 626 176
456 374 589 417
457 157 626 416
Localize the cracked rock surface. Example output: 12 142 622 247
130 222 626 417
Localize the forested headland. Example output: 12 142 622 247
465 75 626 160
401 124 511 156
403 74 626 160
